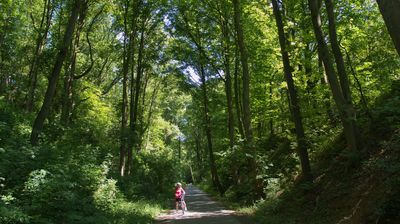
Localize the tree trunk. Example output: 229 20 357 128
120 0 130 177
127 0 142 175
30 0 81 146
234 50 245 138
200 65 224 195
325 0 352 103
220 12 235 148
225 64 235 147
308 0 359 152
232 0 253 143
233 0 259 195
132 19 145 146
269 79 274 136
325 0 360 148
61 33 79 125
272 0 312 181
138 69 150 149
60 55 74 125
194 130 202 172
26 0 53 112
61 2 88 126
377 0 400 56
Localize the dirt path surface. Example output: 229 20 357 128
156 185 246 224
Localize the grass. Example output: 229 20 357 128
110 199 163 224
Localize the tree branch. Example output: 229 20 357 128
180 9 226 82
74 5 105 79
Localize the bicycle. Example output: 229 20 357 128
178 193 187 214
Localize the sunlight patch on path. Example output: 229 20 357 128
155 186 242 224
157 209 236 220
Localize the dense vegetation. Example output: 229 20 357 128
0 0 399 223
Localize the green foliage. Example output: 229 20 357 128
1 0 400 222
0 187 30 224
365 130 400 222
22 163 101 223
372 80 400 133
130 150 179 200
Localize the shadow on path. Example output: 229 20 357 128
156 185 245 224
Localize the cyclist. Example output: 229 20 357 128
175 182 186 213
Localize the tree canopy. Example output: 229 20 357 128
1 0 399 223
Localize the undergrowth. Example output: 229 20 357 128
196 81 400 224
249 81 400 223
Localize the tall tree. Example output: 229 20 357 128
120 0 131 177
131 17 146 152
127 0 145 174
376 0 400 56
127 0 142 175
199 64 224 195
325 0 352 103
232 0 253 143
325 0 360 147
60 1 91 125
232 0 260 195
215 0 235 148
30 0 82 145
233 49 245 138
271 0 312 181
308 0 359 152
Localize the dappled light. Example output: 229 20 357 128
1 0 400 223
157 186 244 223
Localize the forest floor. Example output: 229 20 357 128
155 185 254 224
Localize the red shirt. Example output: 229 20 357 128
175 187 184 199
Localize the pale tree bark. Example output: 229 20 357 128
377 0 400 56
30 0 82 145
272 0 312 181
308 0 359 151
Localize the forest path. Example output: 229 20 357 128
155 185 250 224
